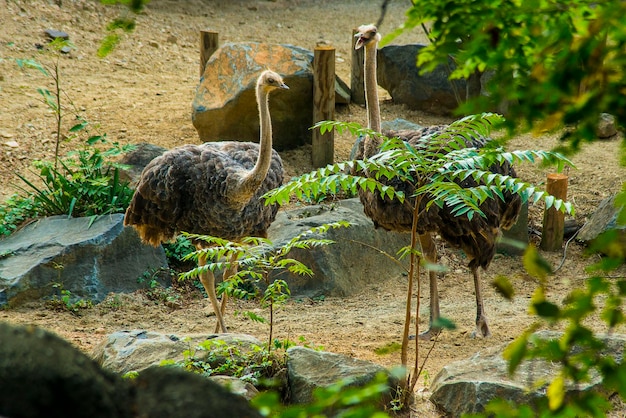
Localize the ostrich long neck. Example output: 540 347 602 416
238 83 273 199
364 40 381 157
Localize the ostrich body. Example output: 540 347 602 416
354 24 521 338
124 70 288 333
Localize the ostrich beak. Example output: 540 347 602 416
279 82 289 90
354 33 366 50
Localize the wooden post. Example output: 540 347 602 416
199 30 218 77
540 173 568 251
351 28 365 105
312 45 335 168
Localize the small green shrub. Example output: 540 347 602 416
15 137 135 219
46 283 93 314
0 194 37 236
162 235 196 270
161 338 284 387
182 221 350 349
137 268 181 306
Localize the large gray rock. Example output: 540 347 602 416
430 330 625 417
577 194 625 258
0 322 262 418
93 330 264 401
267 198 410 298
286 346 400 405
0 322 130 418
0 214 168 306
192 42 350 151
93 329 264 375
377 44 481 115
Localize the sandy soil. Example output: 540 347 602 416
1 1 626 416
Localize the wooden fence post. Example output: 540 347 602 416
199 30 218 77
350 28 365 105
540 173 568 251
312 45 335 168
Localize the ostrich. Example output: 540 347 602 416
354 24 521 338
124 70 288 333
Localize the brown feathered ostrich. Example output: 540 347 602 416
124 70 288 333
354 24 521 338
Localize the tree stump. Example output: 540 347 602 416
199 30 218 76
350 28 365 105
312 45 335 168
540 173 568 251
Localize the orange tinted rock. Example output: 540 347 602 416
192 42 313 150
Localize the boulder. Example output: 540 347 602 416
131 366 263 418
0 322 263 418
377 44 481 115
286 346 400 405
0 214 168 306
0 322 130 418
117 142 167 186
93 329 264 375
267 198 410 298
192 42 350 151
430 330 625 417
94 329 399 410
596 113 618 139
577 194 625 258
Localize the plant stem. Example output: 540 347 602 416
268 296 274 353
53 60 62 170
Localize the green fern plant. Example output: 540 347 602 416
264 113 576 404
180 221 350 349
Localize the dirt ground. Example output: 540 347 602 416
1 1 626 416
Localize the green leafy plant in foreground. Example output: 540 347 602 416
158 336 394 417
252 370 399 418
180 221 350 350
264 114 576 405
464 239 626 417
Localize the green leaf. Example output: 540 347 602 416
547 375 565 410
492 275 515 300
431 316 456 331
503 332 529 375
523 245 552 281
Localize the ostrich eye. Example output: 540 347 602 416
268 78 275 84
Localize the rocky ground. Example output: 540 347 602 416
1 1 626 416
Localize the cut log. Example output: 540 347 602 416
540 173 568 251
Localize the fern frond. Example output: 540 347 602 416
263 164 406 206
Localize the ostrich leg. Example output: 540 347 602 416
418 233 441 340
197 251 228 333
213 254 238 333
471 266 491 338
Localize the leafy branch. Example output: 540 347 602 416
180 221 351 349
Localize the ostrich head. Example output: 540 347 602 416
354 24 381 50
258 69 289 93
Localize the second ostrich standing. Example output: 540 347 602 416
354 24 521 338
124 70 288 333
